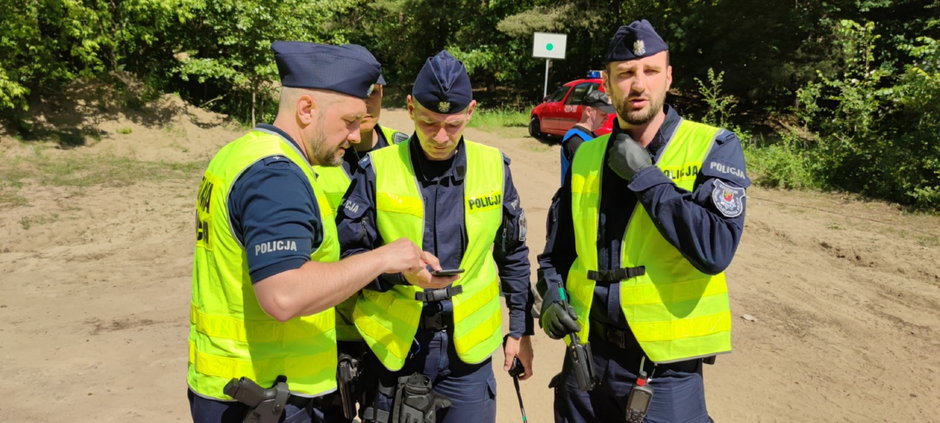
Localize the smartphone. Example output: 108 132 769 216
431 268 464 276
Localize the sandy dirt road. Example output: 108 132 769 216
1 104 938 422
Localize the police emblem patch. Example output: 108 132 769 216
711 180 745 217
438 101 450 113
633 40 646 56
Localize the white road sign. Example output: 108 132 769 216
533 32 567 60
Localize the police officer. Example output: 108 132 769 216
354 73 411 155
537 20 750 422
314 72 409 211
188 41 442 423
560 89 615 184
314 72 410 423
336 50 535 423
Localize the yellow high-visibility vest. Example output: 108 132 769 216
354 139 504 370
189 129 339 398
314 125 407 343
568 120 732 363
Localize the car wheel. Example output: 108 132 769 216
528 116 543 139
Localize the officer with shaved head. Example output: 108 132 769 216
188 41 440 423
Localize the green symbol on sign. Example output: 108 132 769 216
546 43 554 51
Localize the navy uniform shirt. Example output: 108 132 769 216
227 124 323 283
337 136 535 338
537 105 750 357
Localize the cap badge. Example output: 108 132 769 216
438 101 450 113
633 40 646 56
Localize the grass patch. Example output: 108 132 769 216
468 108 529 130
0 150 206 193
917 235 940 248
19 213 59 230
0 187 29 208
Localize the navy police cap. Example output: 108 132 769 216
605 19 669 63
271 41 381 99
412 50 472 114
342 43 386 86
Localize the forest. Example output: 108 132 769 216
1 0 937 209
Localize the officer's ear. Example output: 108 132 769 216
406 95 416 121
601 68 610 92
665 65 673 92
465 100 477 119
296 93 319 125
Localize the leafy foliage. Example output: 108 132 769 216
0 0 937 209
795 18 940 210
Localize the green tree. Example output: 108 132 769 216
797 18 940 209
171 0 358 125
0 0 111 111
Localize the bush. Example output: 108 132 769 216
743 132 818 190
795 19 940 211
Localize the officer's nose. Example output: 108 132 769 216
630 74 647 94
432 126 449 143
347 128 361 144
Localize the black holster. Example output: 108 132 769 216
223 375 290 423
336 352 361 420
566 339 597 391
390 373 452 423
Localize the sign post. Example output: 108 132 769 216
532 32 567 99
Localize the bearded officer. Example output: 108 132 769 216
187 41 440 423
537 20 750 422
314 71 409 212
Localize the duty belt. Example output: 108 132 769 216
419 311 451 331
286 393 328 410
587 266 645 283
415 287 462 331
590 323 714 371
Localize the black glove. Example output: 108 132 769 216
607 132 652 181
394 373 452 423
539 287 581 339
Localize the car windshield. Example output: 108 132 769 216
567 83 598 105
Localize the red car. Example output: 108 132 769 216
529 71 615 140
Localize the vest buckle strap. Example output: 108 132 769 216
587 266 646 283
414 285 463 302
